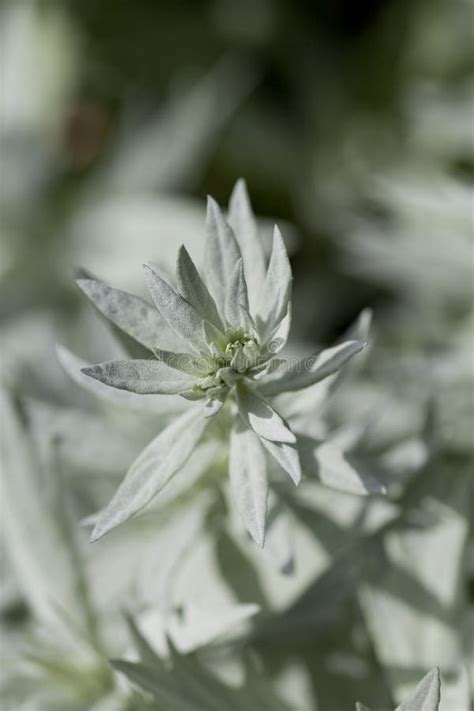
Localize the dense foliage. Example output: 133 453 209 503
0 1 472 709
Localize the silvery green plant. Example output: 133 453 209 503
70 180 368 545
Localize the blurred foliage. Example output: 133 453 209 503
0 0 472 709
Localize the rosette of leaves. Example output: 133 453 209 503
66 181 375 546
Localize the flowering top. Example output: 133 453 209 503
73 180 366 545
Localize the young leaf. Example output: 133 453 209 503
90 405 207 541
176 245 224 329
57 345 183 414
258 340 365 397
229 422 269 546
76 278 182 352
236 384 296 444
82 359 196 395
259 437 302 485
397 668 441 711
225 259 249 328
143 263 205 352
228 178 266 311
257 226 292 338
203 196 241 309
262 303 292 355
154 348 208 375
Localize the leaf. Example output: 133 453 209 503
202 319 227 350
355 704 371 711
0 391 93 635
228 178 266 311
204 391 227 418
57 345 185 414
298 439 386 495
76 278 182 352
143 264 205 353
229 422 268 547
203 196 241 310
397 669 441 711
154 348 208 375
259 437 302 485
257 226 292 338
90 405 207 541
225 259 249 329
262 303 292 355
81 359 196 395
111 659 233 711
236 385 296 444
257 340 365 397
176 245 224 330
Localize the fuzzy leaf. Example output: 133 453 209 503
76 278 182 351
262 303 292 355
236 384 296 444
258 340 365 397
229 422 268 546
82 359 196 395
144 263 205 352
225 259 249 328
257 226 292 338
397 669 441 711
228 178 266 310
176 245 224 329
91 405 207 541
259 437 302 485
57 345 184 414
0 392 86 630
204 196 241 310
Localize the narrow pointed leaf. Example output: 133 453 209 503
77 278 182 351
263 303 292 355
91 405 207 541
204 196 241 309
257 226 292 337
176 245 224 329
57 345 184 413
202 319 227 350
397 668 441 711
259 437 301 485
228 178 266 310
225 259 249 328
236 385 296 444
229 422 268 546
144 263 205 352
258 340 365 397
81 359 196 394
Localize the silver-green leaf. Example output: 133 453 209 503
229 422 268 547
236 384 296 444
258 340 365 397
144 263 206 352
77 277 182 352
90 404 207 541
81 359 197 395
